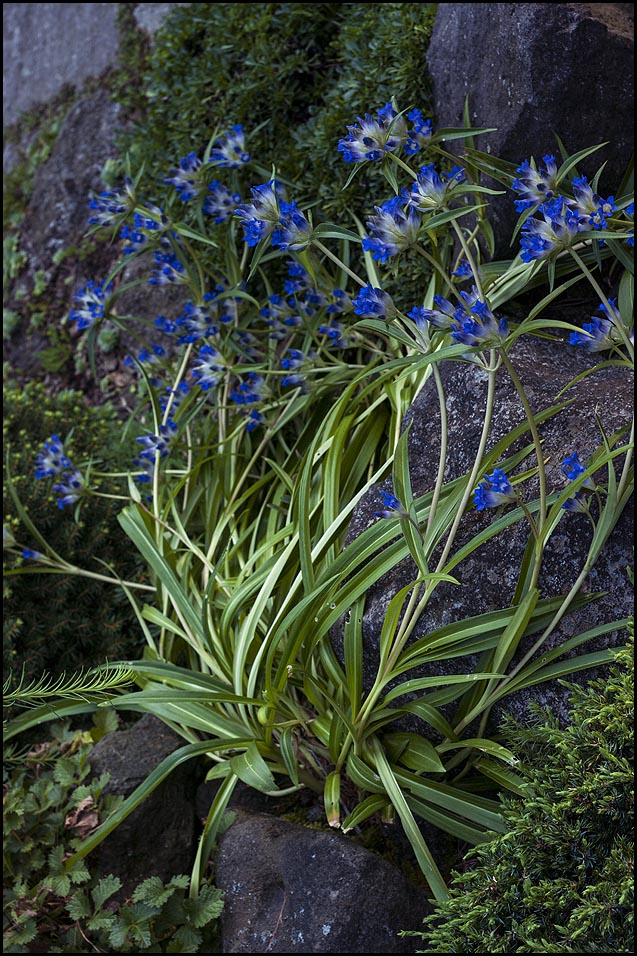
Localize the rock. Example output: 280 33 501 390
426 3 635 255
87 714 200 896
134 3 191 37
2 2 120 127
215 811 431 953
20 88 123 272
333 332 633 732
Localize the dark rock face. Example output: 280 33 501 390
215 811 431 953
20 89 123 272
427 3 635 255
87 714 199 896
335 333 633 731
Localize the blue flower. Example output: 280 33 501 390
474 469 516 511
229 373 267 406
271 201 312 251
337 103 408 163
164 152 203 202
22 548 44 561
136 421 178 466
318 321 349 349
235 179 284 246
88 178 135 226
283 261 315 297
374 490 408 519
450 299 509 349
203 180 243 223
519 198 582 262
326 289 352 315
120 205 167 253
245 409 265 432
404 109 433 156
175 299 219 342
191 344 226 391
35 435 72 479
52 468 85 509
352 284 395 321
210 125 250 168
512 155 558 211
561 491 589 513
561 452 595 489
571 177 617 230
281 373 306 388
69 281 112 330
569 300 625 352
408 164 465 212
362 194 421 262
452 259 473 279
408 295 458 332
149 251 187 285
280 348 308 371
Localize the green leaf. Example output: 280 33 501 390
66 890 92 921
382 732 446 773
341 794 390 832
230 742 278 793
92 874 123 910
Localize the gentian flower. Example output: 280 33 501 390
326 289 352 315
164 152 203 202
191 344 227 390
35 435 72 479
203 181 242 224
337 102 408 163
408 164 465 213
404 109 433 156
229 373 267 406
561 492 589 513
69 281 112 330
519 198 582 262
283 261 315 296
271 201 312 251
149 251 187 285
352 284 395 321
362 194 421 262
52 468 85 509
408 295 458 332
474 469 516 511
210 125 250 168
561 452 595 489
235 179 284 246
374 490 409 519
569 300 627 352
120 205 167 254
571 176 617 230
22 548 44 561
450 299 509 349
136 421 178 469
175 299 219 343
512 155 558 211
318 321 349 348
88 178 135 226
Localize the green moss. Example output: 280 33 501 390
117 2 437 220
3 381 146 684
410 633 634 953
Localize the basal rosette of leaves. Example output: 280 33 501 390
4 106 633 909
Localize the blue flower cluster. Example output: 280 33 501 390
34 435 85 509
569 300 627 352
337 103 432 164
514 160 620 262
69 281 112 331
473 469 516 512
408 289 509 349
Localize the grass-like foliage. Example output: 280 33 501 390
4 97 633 908
409 632 634 953
2 718 223 953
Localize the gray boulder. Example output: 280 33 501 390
427 3 635 255
87 713 200 897
20 88 123 272
215 810 431 953
334 332 633 732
